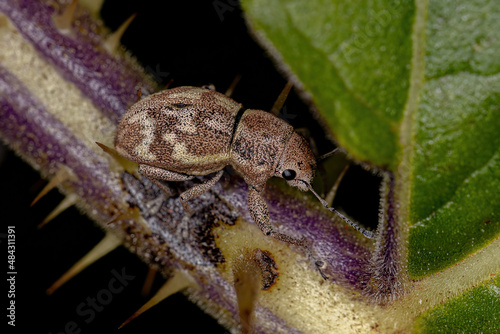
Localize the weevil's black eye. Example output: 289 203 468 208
282 169 296 180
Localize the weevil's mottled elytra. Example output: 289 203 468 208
115 86 375 247
115 86 242 175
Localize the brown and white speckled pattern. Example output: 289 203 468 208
115 86 242 175
115 86 315 188
230 109 294 186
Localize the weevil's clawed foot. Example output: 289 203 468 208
146 177 175 198
315 260 329 280
296 236 308 247
302 244 329 280
180 197 195 217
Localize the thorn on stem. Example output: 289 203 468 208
52 0 78 35
46 232 121 295
103 13 137 53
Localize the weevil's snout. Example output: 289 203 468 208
275 132 316 191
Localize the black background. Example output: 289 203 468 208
1 1 380 333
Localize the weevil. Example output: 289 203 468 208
114 86 375 246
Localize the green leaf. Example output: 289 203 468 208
414 274 500 333
407 1 500 278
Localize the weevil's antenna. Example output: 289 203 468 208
304 181 376 239
318 147 342 161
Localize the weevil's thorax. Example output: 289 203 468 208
274 132 316 191
114 86 242 175
230 110 294 185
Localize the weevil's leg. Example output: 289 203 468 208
143 176 175 197
139 164 194 196
249 185 328 279
179 170 225 213
248 185 307 247
303 248 329 280
139 164 195 181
